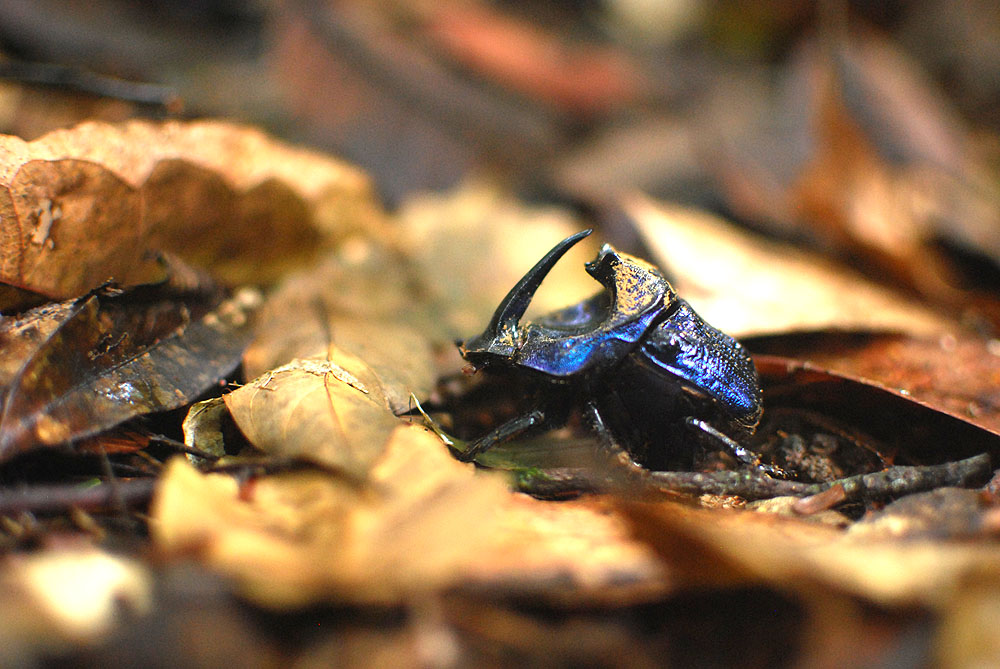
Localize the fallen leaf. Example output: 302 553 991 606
151 425 664 607
0 546 152 646
224 349 403 475
755 355 1000 466
242 238 438 403
181 397 229 461
0 284 258 461
625 194 952 337
240 183 600 472
420 2 641 118
847 488 988 541
748 332 1000 435
0 119 388 304
623 498 1000 610
717 30 1000 306
398 182 598 336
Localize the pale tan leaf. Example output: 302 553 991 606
398 182 599 336
626 500 1000 610
625 195 952 337
0 548 151 645
224 349 399 476
151 425 665 608
242 239 437 409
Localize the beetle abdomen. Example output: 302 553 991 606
640 300 762 428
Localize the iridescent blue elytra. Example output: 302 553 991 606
458 229 763 470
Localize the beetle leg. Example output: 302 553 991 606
685 417 789 479
585 401 649 479
457 409 546 462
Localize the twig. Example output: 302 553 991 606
0 479 156 515
648 453 991 503
149 433 221 460
292 0 559 151
0 60 179 109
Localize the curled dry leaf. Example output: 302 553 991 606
624 195 951 337
754 355 1000 464
152 425 665 608
0 119 387 304
0 285 258 461
755 355 1000 467
224 349 402 476
750 333 1000 435
181 396 228 461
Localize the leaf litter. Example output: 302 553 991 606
152 425 665 608
0 283 258 461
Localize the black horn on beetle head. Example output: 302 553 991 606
460 229 592 360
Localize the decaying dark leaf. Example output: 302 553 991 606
0 284 258 461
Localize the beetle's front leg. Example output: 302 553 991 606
457 409 546 462
685 417 789 479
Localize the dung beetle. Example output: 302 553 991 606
456 229 782 475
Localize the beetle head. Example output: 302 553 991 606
459 229 593 367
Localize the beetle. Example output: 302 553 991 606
454 229 783 476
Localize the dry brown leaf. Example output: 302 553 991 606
242 238 438 395
0 119 388 301
753 333 1000 435
224 349 401 476
625 195 952 337
151 425 664 608
236 234 437 472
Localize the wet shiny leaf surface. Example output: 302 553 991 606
0 284 258 460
